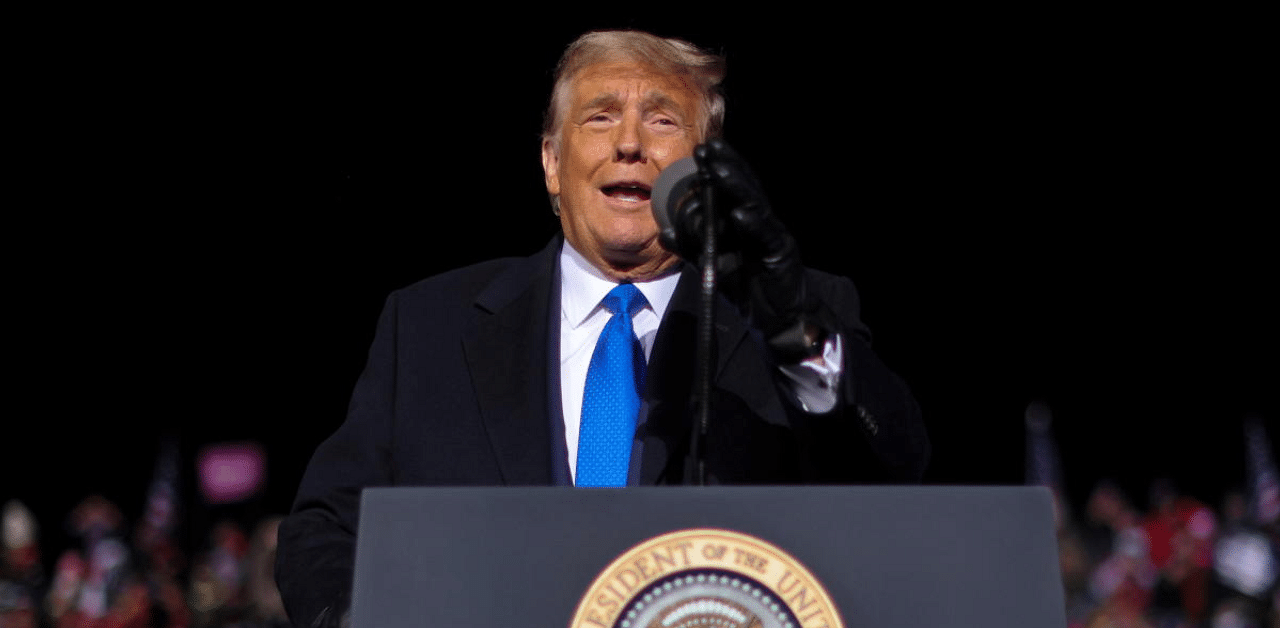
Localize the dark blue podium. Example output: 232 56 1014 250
351 486 1066 627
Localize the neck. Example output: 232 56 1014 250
562 239 681 284
598 255 680 283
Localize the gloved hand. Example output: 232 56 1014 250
660 138 832 362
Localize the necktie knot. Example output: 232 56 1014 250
601 283 647 318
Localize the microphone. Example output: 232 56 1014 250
652 154 715 486
651 155 700 251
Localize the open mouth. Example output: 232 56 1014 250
601 182 652 203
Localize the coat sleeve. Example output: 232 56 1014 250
790 270 931 483
275 292 401 628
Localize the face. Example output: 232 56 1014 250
542 61 701 281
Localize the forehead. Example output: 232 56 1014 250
568 61 699 108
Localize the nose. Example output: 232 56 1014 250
614 113 644 163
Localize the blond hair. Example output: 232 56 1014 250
541 29 727 154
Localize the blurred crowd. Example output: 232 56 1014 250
0 495 287 628
1053 480 1278 628
0 439 288 628
2 412 1276 628
1032 409 1279 628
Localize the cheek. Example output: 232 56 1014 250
564 133 612 175
652 135 696 162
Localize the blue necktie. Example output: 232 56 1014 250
576 283 648 487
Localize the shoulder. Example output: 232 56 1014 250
383 236 561 318
803 266 861 307
393 257 525 306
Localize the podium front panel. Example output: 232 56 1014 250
351 485 1065 628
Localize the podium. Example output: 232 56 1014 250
351 486 1066 627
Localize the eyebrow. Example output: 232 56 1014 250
579 90 689 119
641 92 686 117
581 92 623 112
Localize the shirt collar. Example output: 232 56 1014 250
559 240 681 329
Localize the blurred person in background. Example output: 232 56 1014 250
45 495 152 628
186 515 288 628
1143 478 1217 625
45 550 86 627
1 501 43 628
188 520 248 628
1210 489 1278 627
1083 480 1158 621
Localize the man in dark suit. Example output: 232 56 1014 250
276 29 929 627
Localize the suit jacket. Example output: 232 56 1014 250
275 235 929 626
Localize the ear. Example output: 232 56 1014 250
541 139 560 196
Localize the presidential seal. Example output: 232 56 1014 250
570 529 843 628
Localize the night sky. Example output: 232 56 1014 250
7 13 1273 560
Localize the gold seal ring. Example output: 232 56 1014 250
570 528 844 628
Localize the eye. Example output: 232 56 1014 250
648 115 683 133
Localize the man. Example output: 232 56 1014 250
276 29 929 627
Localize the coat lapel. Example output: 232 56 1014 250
460 238 561 485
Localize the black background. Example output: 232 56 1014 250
6 11 1273 559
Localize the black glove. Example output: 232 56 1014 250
660 138 832 362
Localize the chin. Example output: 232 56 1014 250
603 231 661 258
602 243 678 279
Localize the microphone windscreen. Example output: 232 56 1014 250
651 156 699 237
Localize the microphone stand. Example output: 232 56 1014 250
691 165 717 486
